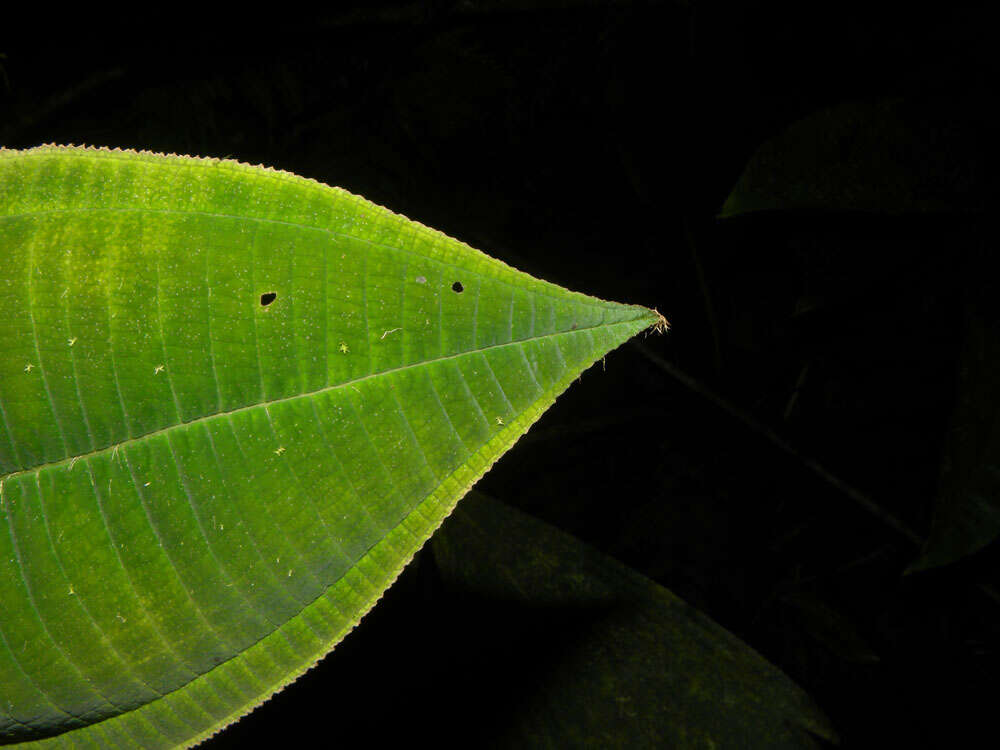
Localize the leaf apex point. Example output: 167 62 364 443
649 308 670 334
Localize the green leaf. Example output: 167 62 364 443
431 492 837 748
0 145 662 748
719 96 986 217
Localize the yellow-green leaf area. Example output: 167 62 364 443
0 146 661 748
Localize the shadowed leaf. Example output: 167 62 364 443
432 492 838 749
720 96 987 217
910 300 1000 571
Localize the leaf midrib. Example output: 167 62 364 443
0 317 646 484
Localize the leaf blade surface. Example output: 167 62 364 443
0 146 660 748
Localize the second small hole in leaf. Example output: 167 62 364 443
260 292 277 306
452 281 464 293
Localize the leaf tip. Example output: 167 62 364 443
716 189 748 220
648 307 670 335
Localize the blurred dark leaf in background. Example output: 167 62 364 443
719 95 989 217
431 492 837 749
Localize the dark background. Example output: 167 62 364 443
2 2 996 747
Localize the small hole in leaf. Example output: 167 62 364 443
260 292 277 307
452 281 464 293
